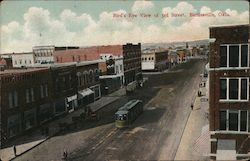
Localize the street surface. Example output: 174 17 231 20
15 59 206 161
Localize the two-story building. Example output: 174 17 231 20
76 61 101 108
12 52 35 68
209 24 250 160
0 68 52 147
141 49 168 71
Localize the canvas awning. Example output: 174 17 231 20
78 88 94 99
67 94 77 102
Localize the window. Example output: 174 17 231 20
229 46 239 67
220 44 249 68
241 79 247 100
31 88 34 101
8 92 13 108
219 110 248 132
45 84 48 97
220 79 227 99
219 111 227 130
26 89 30 103
229 111 238 131
14 91 18 107
229 79 238 99
241 45 248 67
40 85 44 98
220 78 249 101
240 111 247 131
220 46 227 67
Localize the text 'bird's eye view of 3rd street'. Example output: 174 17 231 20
0 0 249 161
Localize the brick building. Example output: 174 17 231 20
49 63 77 115
123 43 142 86
0 68 52 147
53 45 122 63
76 61 101 108
209 24 250 160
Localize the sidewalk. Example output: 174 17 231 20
0 88 126 161
174 94 209 160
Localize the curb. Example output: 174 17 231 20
10 136 49 161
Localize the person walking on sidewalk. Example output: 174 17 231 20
190 103 194 110
62 149 68 160
13 145 17 157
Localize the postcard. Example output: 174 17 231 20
0 0 249 161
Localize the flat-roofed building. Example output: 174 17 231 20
209 24 250 160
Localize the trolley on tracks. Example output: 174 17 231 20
115 99 143 128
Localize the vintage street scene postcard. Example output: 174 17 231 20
0 0 249 160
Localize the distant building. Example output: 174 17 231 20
176 49 186 63
209 24 250 160
12 52 35 68
53 45 123 63
33 46 55 64
141 49 168 71
168 50 178 68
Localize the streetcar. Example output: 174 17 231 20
115 99 143 128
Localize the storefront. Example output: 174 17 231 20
99 75 122 95
23 108 37 130
39 103 52 124
66 94 78 113
54 98 66 115
90 84 101 100
7 114 21 138
78 88 94 107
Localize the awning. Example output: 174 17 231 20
67 94 77 102
78 88 94 99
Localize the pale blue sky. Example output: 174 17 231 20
0 0 249 53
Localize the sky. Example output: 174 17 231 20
0 0 249 53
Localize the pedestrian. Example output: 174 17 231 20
63 149 68 160
62 149 68 160
13 145 17 157
191 103 193 110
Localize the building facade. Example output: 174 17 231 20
76 61 101 108
209 24 250 160
141 49 168 71
123 43 142 87
0 68 52 147
12 52 35 68
33 46 55 64
50 63 77 115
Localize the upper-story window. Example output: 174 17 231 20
219 110 248 132
8 91 18 108
220 78 249 101
40 85 44 98
220 44 249 68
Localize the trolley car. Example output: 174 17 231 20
115 99 143 128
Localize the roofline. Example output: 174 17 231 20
209 23 249 28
